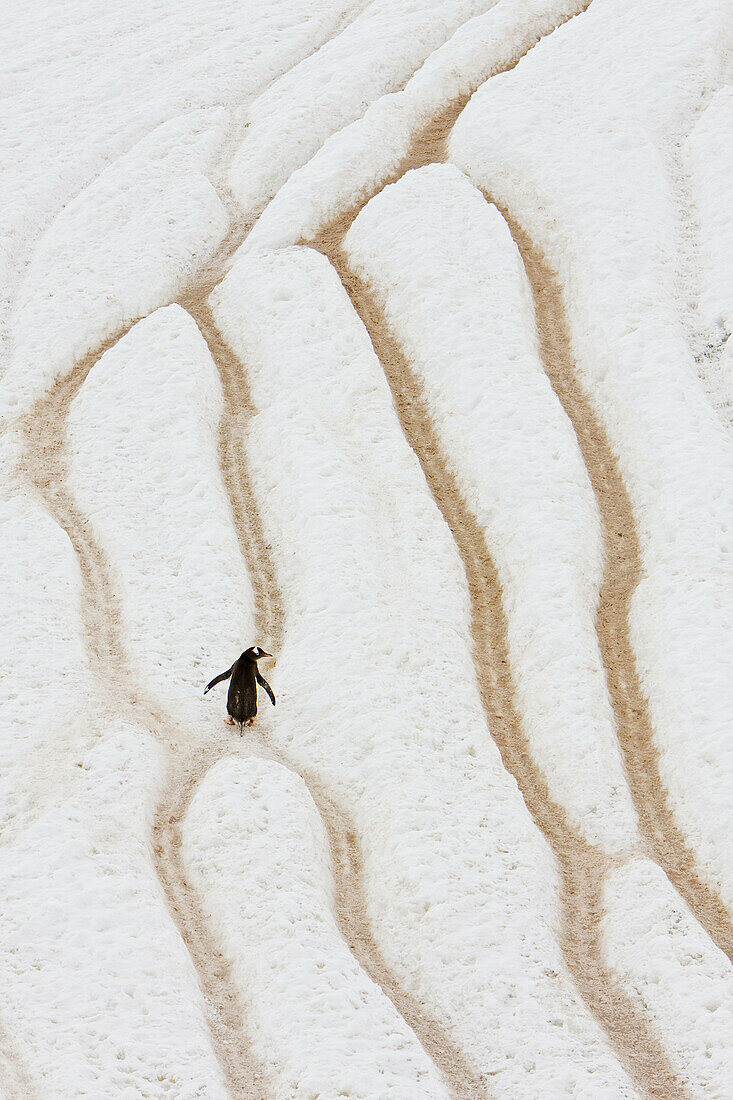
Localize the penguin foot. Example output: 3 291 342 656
226 716 235 726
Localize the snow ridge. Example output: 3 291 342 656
17 258 462 1095
496 208 733 963
314 221 684 1100
19 329 267 1099
190 285 484 1097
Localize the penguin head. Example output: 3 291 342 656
243 645 272 662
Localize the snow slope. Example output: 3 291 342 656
2 0 731 1093
66 305 253 731
345 161 638 853
211 244 639 1097
183 756 451 1098
449 0 733 910
0 498 229 1098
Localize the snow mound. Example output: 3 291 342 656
183 755 451 1097
450 0 733 910
67 303 254 727
345 161 639 853
211 244 639 1096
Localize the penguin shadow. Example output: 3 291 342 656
203 645 276 738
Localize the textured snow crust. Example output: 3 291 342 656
449 0 733 909
228 0 498 220
603 858 733 1099
211 244 639 1097
345 162 639 853
66 305 254 730
1 114 229 420
242 0 585 255
0 499 228 1098
183 756 451 1098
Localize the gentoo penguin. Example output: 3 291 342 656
203 646 275 733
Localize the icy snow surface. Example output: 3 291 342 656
2 0 732 1094
211 245 639 1096
183 756 451 1098
450 0 733 910
0 499 229 1097
345 162 639 853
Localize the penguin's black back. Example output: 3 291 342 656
226 653 258 723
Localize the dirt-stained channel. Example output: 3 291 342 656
20 335 268 1100
11 1 725 1096
314 218 686 1100
180 282 487 1099
495 213 733 965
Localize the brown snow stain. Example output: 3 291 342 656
315 216 687 1100
10 1 726 1096
499 212 733 964
20 342 269 1100
181 281 482 1097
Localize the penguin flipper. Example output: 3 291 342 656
256 669 276 707
204 666 233 695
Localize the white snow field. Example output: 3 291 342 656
183 756 451 1099
211 244 639 1097
449 0 733 910
345 162 639 854
0 498 229 1098
2 0 732 1096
